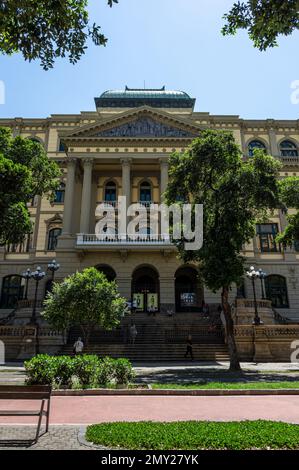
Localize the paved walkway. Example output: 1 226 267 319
1 362 299 386
0 426 91 450
1 395 299 425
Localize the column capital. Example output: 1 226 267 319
81 157 94 167
66 157 77 167
120 157 132 166
159 157 169 166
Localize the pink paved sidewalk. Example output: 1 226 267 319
1 396 299 425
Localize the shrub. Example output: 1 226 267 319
24 354 134 389
97 357 116 386
72 355 99 387
25 355 74 388
114 358 135 385
24 354 57 385
53 356 74 388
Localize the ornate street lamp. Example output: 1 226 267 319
258 268 267 300
21 268 31 300
47 259 60 282
246 266 262 325
30 267 46 326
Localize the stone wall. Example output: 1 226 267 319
233 325 299 362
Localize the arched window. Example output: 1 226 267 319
47 228 62 251
104 181 117 202
248 140 266 157
280 140 298 157
54 182 65 203
139 181 152 203
265 275 289 308
0 275 24 308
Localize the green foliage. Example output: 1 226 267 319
222 1 299 50
0 127 61 245
24 354 134 388
0 0 119 69
97 356 116 386
276 176 299 247
166 130 281 292
113 358 135 385
152 381 299 390
279 177 299 209
42 267 128 342
24 354 58 385
72 355 100 387
86 420 299 450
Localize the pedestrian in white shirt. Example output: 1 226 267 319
73 337 84 355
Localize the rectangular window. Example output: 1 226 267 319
256 223 280 253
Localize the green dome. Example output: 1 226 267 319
100 86 191 100
95 86 195 109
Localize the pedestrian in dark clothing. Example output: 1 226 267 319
184 334 194 360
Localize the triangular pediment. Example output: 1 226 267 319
61 107 201 141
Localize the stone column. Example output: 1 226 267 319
160 158 169 203
62 158 77 235
79 158 94 234
121 158 131 205
267 120 279 157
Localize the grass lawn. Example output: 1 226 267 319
86 420 299 450
151 381 299 390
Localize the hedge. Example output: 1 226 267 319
24 354 134 389
86 420 299 450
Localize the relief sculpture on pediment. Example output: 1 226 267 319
95 117 196 138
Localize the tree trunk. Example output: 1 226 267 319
221 286 241 371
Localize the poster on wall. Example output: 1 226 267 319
180 293 197 307
147 293 158 311
133 293 144 311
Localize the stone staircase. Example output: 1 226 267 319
60 311 230 361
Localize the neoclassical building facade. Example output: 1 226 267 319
1 87 299 322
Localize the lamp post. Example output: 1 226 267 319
21 268 31 300
47 259 60 284
30 267 46 326
246 266 262 325
258 268 267 300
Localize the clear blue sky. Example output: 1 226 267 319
1 0 299 120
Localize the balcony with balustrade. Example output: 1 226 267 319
76 233 176 251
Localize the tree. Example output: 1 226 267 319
222 1 299 50
42 267 128 344
276 176 299 247
0 0 118 70
165 130 281 371
0 127 61 246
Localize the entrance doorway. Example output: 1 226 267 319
132 266 159 313
95 264 117 282
175 266 203 312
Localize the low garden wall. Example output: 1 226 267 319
233 325 299 362
0 326 64 361
1 324 299 362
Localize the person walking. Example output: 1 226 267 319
184 334 194 360
202 302 210 316
73 337 84 355
129 323 138 345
